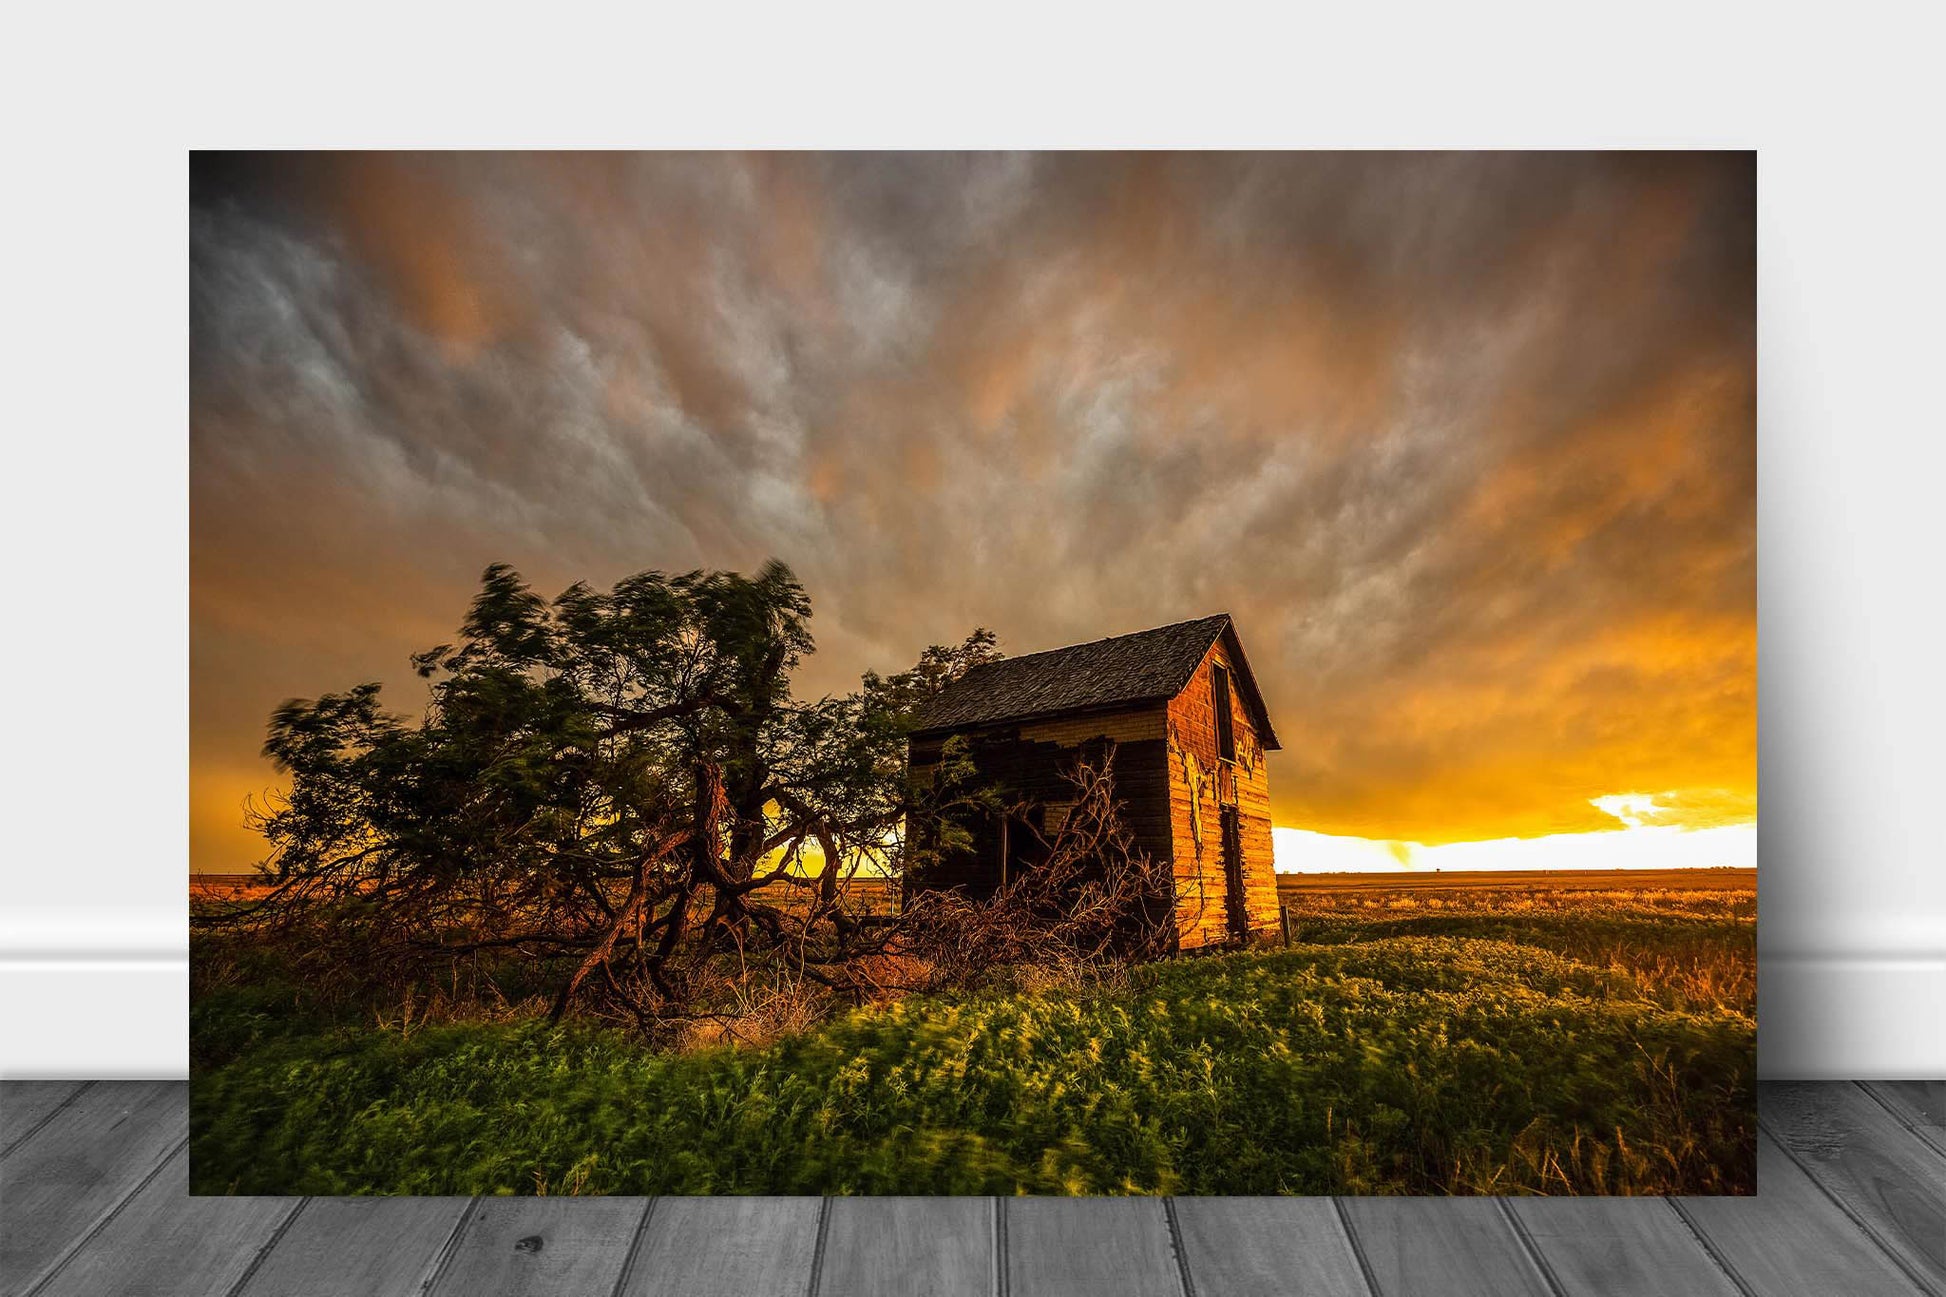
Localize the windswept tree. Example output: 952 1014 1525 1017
225 561 996 1026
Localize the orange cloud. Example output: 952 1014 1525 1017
191 152 1753 866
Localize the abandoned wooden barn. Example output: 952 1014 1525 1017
906 614 1281 949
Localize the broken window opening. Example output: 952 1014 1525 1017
1211 664 1236 763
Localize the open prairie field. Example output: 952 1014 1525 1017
189 873 274 902
191 867 1754 1197
191 873 904 914
1279 866 1757 897
1278 867 1757 1019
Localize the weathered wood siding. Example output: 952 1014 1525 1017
907 706 1172 899
1165 634 1279 947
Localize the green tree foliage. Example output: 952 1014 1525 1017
227 560 998 1025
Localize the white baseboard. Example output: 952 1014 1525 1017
0 907 187 1078
1757 952 1946 1080
0 958 188 1078
1 942 1939 1080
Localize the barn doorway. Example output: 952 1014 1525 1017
1000 804 1049 889
1219 805 1248 942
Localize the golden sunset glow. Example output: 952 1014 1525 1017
1275 792 1756 874
192 153 1754 874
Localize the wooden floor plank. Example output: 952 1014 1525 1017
1336 1197 1552 1297
1507 1197 1740 1297
815 1196 994 1297
4 1080 1941 1297
427 1196 650 1297
1004 1198 1181 1297
0 1080 184 1297
0 1081 89 1156
1171 1197 1371 1297
1763 1079 1946 1290
1677 1128 1931 1297
31 1146 298 1297
619 1197 823 1297
1864 1081 1946 1157
235 1196 473 1297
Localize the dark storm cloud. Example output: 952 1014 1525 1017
190 152 1755 866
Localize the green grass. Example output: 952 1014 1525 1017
1283 886 1757 1016
190 913 1754 1196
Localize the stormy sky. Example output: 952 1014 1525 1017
191 152 1755 872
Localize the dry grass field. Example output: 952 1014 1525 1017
1279 866 1757 897
1277 867 1757 1019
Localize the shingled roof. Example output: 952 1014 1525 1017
911 613 1280 749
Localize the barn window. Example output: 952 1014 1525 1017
1211 664 1236 762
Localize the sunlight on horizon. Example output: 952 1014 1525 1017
1274 792 1757 874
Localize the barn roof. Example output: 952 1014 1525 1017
910 613 1280 749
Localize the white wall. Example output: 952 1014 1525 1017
1751 143 1945 1078
0 6 1940 1078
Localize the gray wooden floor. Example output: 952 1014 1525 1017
1 1082 1939 1296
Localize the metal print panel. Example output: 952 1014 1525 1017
190 151 1756 1195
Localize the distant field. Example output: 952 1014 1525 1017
193 874 905 928
1280 865 1757 1024
190 873 268 897
197 868 1754 904
1279 867 1756 896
